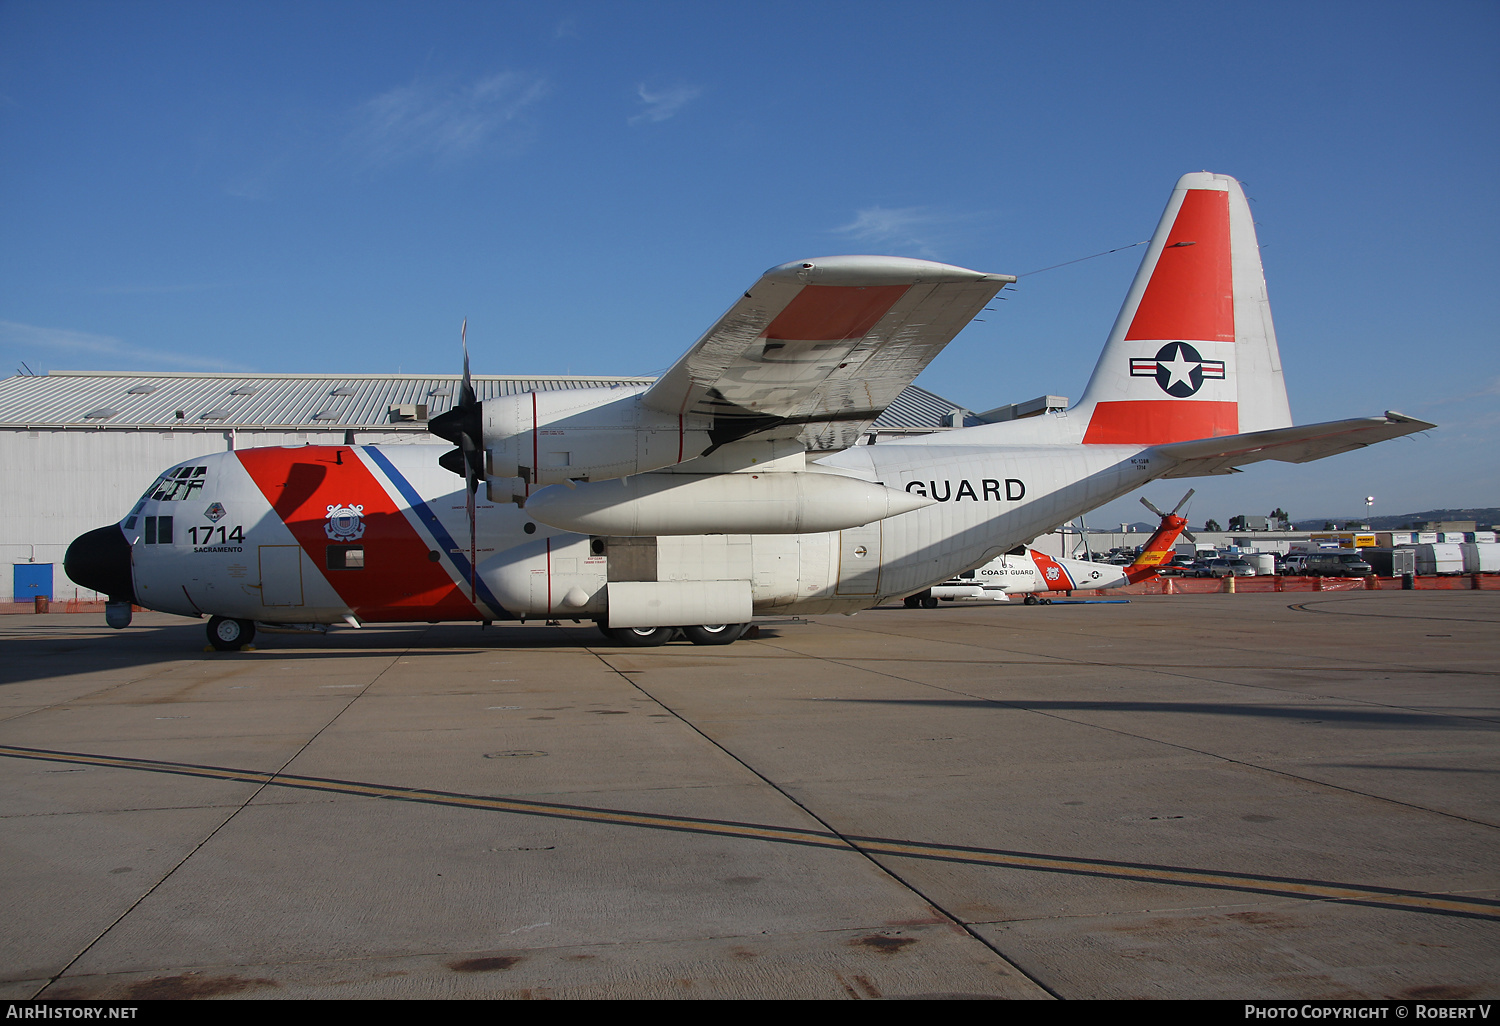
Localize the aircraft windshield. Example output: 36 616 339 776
145 465 208 502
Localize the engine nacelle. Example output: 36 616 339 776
482 387 715 488
523 471 936 536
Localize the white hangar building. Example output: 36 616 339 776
0 371 976 603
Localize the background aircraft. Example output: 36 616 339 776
918 490 1194 606
65 173 1433 650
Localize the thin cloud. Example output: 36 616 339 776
629 84 701 125
348 72 548 166
1418 375 1500 408
832 205 946 256
0 321 251 372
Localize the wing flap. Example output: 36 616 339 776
642 255 1013 452
1151 412 1434 478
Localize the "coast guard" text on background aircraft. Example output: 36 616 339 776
65 173 1433 649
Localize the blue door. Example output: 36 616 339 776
14 563 53 602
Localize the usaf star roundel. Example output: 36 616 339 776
1130 342 1226 398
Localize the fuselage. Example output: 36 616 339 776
106 427 1158 626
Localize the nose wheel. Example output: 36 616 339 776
207 616 255 651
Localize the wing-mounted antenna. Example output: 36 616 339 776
429 319 484 601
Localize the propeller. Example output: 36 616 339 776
429 319 484 601
1140 488 1197 542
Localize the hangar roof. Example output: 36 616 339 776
0 371 969 433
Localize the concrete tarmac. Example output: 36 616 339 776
1 590 1496 1000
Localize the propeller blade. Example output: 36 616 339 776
459 318 476 409
1181 529 1197 543
461 319 479 601
467 478 477 603
1170 488 1196 516
1139 495 1167 519
431 317 485 489
427 319 484 602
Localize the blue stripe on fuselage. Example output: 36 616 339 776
362 447 510 619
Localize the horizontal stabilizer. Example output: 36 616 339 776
1150 412 1434 478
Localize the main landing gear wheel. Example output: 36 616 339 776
682 624 746 646
598 625 674 647
921 595 939 609
1023 594 1039 605
207 616 255 651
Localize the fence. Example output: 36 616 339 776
1097 574 1500 597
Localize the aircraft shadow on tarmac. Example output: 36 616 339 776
836 697 1493 731
0 620 789 683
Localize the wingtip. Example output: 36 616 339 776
1384 410 1438 431
765 255 1009 285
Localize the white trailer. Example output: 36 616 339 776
1460 543 1500 573
1414 543 1465 575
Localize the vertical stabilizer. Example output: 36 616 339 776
1076 173 1292 444
1123 514 1189 583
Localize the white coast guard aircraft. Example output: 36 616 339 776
65 173 1433 649
920 491 1195 606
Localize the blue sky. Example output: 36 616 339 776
2 1 1496 525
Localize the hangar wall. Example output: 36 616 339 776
0 428 420 602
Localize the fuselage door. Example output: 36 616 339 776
835 522 882 596
259 545 305 607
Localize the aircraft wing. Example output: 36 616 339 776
1150 412 1435 477
640 255 1013 453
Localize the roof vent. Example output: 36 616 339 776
388 403 429 423
230 384 259 395
312 410 342 421
126 385 157 395
200 409 230 420
330 386 357 396
84 408 118 420
427 386 453 397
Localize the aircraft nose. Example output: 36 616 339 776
64 525 136 603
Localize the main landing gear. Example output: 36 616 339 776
207 616 256 651
597 623 749 647
902 592 939 609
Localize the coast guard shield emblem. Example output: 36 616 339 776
325 503 366 540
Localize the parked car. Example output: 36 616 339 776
1281 555 1310 575
1305 552 1373 577
1158 556 1195 577
1202 558 1257 577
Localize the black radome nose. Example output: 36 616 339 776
64 525 136 603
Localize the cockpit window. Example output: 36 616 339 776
143 465 209 502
